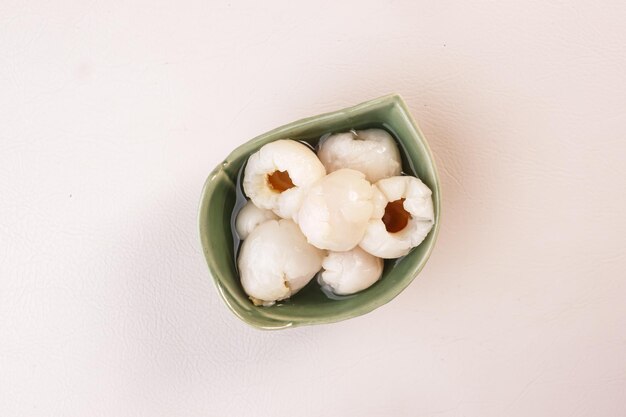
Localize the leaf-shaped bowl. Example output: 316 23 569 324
199 94 441 329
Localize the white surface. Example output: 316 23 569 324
2 1 626 416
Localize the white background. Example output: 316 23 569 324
2 1 626 416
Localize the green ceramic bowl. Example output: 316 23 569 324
199 94 440 329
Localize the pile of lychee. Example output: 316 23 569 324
235 129 434 306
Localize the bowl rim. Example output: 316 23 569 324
198 93 441 330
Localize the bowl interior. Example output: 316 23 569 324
199 94 440 329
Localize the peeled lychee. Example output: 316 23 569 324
297 168 374 251
319 246 383 295
235 200 279 239
237 219 324 306
359 176 434 258
317 129 402 183
243 139 326 219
